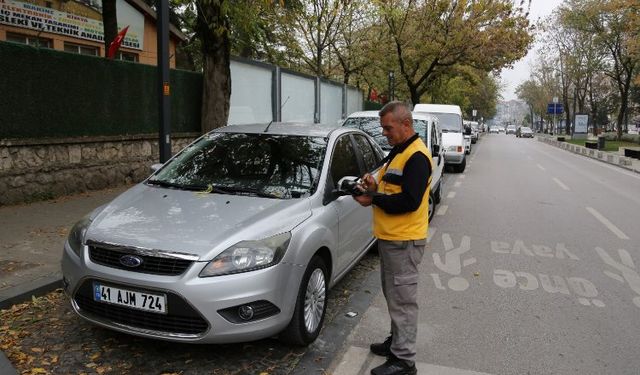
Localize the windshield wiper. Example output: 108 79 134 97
441 129 450 133
146 179 209 191
212 185 281 199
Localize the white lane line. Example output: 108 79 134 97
586 207 630 240
333 345 495 375
537 164 546 171
553 177 570 191
447 191 457 199
454 181 462 188
436 205 448 215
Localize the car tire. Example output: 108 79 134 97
279 255 328 346
454 157 466 173
428 192 435 222
434 181 442 204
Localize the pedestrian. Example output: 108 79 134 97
353 101 433 375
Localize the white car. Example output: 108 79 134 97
342 110 445 222
414 104 466 173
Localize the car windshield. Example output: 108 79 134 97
342 117 390 150
343 117 429 150
430 113 462 132
148 133 327 199
522 127 532 132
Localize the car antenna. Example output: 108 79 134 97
264 96 291 132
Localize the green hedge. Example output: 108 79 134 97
0 42 202 139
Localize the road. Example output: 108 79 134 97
334 133 640 375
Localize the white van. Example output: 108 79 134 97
342 110 444 221
413 104 466 173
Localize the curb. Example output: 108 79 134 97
0 274 62 375
537 136 640 174
0 274 63 310
0 350 18 375
291 260 380 375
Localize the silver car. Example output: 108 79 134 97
61 123 382 345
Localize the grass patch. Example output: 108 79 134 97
565 139 638 152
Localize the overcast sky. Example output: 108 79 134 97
499 0 565 101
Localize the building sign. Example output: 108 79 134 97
0 0 144 50
574 114 588 134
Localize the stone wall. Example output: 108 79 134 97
0 134 199 206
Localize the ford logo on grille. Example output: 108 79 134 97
120 255 143 268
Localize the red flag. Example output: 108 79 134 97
107 26 129 59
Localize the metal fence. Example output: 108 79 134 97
228 57 363 126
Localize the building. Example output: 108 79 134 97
0 0 185 67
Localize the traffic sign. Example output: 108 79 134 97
547 103 563 114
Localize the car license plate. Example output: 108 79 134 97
93 282 167 314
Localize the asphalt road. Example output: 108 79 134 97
407 134 640 374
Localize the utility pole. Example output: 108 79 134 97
157 0 171 163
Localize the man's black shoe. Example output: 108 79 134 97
370 355 417 375
369 336 392 356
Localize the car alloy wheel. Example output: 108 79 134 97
304 268 326 333
280 255 328 345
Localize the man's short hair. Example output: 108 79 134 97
379 101 413 123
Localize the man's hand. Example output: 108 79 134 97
352 174 376 207
359 173 377 192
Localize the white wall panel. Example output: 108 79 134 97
281 73 315 122
320 82 343 125
229 61 273 124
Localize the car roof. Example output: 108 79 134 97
347 110 379 118
214 122 341 137
413 103 462 115
347 110 436 122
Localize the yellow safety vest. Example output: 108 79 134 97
373 137 433 241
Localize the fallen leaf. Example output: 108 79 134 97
474 272 480 277
31 347 44 353
30 368 47 374
86 362 98 368
90 352 101 361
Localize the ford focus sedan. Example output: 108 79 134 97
61 123 383 345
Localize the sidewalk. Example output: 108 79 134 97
0 186 129 310
537 135 640 174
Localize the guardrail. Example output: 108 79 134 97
537 136 635 169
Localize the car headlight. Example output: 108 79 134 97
67 215 92 258
199 232 291 277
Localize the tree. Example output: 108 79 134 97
374 0 533 105
574 0 638 138
194 0 232 132
102 0 118 56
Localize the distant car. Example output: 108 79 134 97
489 126 500 134
342 110 445 222
414 103 466 173
62 123 383 345
519 126 534 138
498 127 506 134
506 125 516 135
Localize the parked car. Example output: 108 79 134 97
489 126 500 134
61 123 384 345
506 125 516 135
342 110 445 222
519 126 534 138
414 103 466 173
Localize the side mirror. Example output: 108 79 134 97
323 176 356 205
337 176 361 195
150 163 163 173
432 144 440 155
465 127 472 135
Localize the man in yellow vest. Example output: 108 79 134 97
354 101 432 375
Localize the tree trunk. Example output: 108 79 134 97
102 0 118 56
197 1 231 132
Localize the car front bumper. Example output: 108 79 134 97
61 241 304 343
